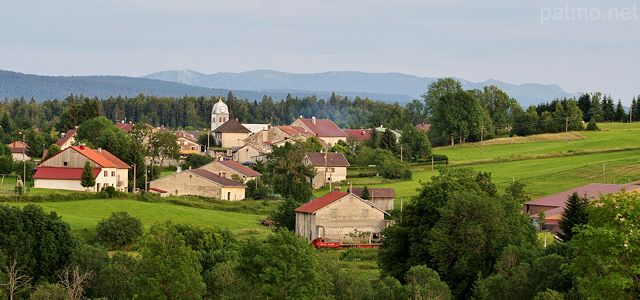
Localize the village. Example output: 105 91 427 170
6 96 635 249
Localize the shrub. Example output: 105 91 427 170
95 211 144 250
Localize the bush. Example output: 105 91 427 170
379 160 412 180
95 211 144 250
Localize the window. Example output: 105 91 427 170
327 167 335 173
330 209 338 218
104 171 108 177
111 171 115 177
63 161 68 166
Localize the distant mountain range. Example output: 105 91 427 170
0 69 578 107
143 70 579 107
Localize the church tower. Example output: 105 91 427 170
211 97 230 131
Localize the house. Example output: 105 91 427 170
342 129 372 142
34 145 130 192
8 141 30 162
295 191 390 243
114 122 135 131
199 160 262 182
213 119 252 148
291 116 347 146
56 129 77 150
524 183 640 233
236 143 268 165
149 168 246 200
174 131 202 155
305 153 350 189
244 125 319 151
347 187 396 212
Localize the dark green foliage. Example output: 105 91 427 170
405 265 452 300
361 186 370 200
133 221 206 300
586 118 599 131
371 276 412 300
380 159 412 180
181 153 215 170
379 168 537 299
264 142 315 203
95 211 144 250
76 116 115 146
93 252 137 300
44 143 62 160
0 204 79 282
429 88 484 146
80 160 96 189
615 100 627 122
236 229 331 299
71 244 111 298
0 155 13 174
245 178 271 200
400 124 431 162
29 283 67 300
271 198 303 231
379 128 399 154
557 192 589 242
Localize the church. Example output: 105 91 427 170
210 97 269 148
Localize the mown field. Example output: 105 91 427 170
342 123 640 203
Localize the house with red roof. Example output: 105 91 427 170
244 125 321 151
291 116 347 146
8 141 30 162
295 190 390 243
174 131 202 155
524 183 640 233
235 143 268 164
56 129 77 150
148 168 246 200
305 152 350 189
200 160 262 182
34 145 130 192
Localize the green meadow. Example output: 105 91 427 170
342 123 640 202
8 199 270 236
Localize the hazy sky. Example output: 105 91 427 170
2 1 639 104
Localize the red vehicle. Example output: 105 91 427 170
311 238 380 250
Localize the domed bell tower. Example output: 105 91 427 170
211 97 230 131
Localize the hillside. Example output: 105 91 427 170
144 69 579 107
0 70 412 103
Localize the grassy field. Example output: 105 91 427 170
339 123 640 203
8 199 271 235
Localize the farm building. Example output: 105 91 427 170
295 191 390 243
305 152 350 189
199 160 262 183
34 145 130 192
149 168 246 200
524 183 640 233
347 187 395 212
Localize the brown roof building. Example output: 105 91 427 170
291 117 347 146
200 160 262 182
305 153 350 189
149 168 246 200
213 119 251 148
524 183 640 233
295 191 390 243
348 187 396 211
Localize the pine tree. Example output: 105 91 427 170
557 192 589 241
362 186 370 200
80 160 96 191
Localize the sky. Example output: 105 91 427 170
2 0 640 105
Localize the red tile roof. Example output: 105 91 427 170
56 129 77 146
213 160 262 177
8 141 29 148
115 123 135 131
34 166 101 180
416 123 431 131
342 129 371 141
348 187 396 198
187 169 247 187
93 149 131 169
296 118 347 137
10 147 26 154
306 153 350 167
149 187 167 193
295 191 349 213
68 146 130 169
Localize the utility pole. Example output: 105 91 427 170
565 118 569 142
630 110 633 131
480 124 484 158
133 164 137 192
602 163 606 183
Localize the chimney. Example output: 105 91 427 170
235 118 239 122
312 116 316 124
97 147 102 153
299 115 303 119
79 144 85 150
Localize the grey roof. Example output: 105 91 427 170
187 169 246 187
